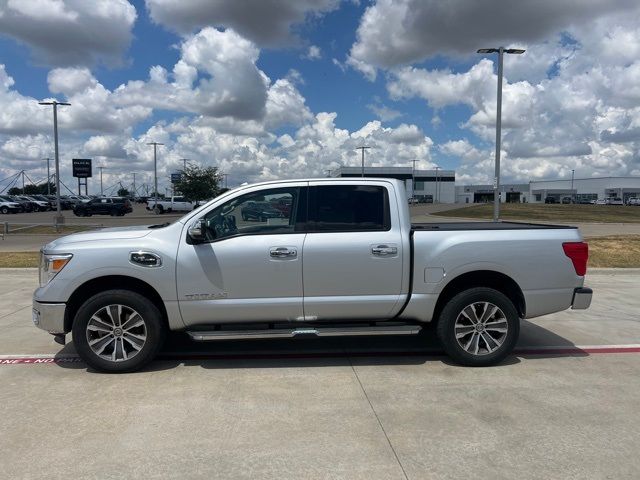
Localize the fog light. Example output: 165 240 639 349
32 308 40 326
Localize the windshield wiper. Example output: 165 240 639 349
148 222 170 229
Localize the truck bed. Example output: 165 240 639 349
411 221 577 231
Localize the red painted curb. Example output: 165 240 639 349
1 345 640 365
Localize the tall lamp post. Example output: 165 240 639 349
39 100 70 230
477 47 525 221
571 169 575 203
147 142 164 212
434 166 440 204
356 146 370 177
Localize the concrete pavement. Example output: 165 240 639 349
0 269 639 479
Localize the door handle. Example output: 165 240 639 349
372 245 397 256
270 247 297 258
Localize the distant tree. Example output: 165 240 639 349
117 187 130 197
216 187 230 197
8 187 21 195
174 165 222 202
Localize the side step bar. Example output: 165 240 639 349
187 325 422 341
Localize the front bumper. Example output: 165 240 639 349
32 300 67 334
571 287 593 310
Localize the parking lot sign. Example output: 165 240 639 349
171 173 182 184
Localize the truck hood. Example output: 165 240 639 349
44 225 154 251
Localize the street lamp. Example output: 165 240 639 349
434 166 440 204
356 146 370 177
571 169 575 203
39 100 70 230
477 47 525 221
147 142 164 212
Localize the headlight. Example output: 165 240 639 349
39 251 73 287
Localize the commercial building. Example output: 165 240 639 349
528 176 640 203
333 166 455 203
455 183 530 204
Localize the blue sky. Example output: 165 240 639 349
0 0 639 194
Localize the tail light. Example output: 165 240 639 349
562 242 588 276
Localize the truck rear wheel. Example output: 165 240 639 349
72 290 166 373
436 287 519 367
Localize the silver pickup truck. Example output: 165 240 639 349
33 178 592 372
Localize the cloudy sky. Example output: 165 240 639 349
1 0 640 195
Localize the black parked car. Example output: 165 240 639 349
241 201 284 221
73 197 133 217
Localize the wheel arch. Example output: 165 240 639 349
64 275 168 332
432 270 526 324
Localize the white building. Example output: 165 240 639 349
334 166 455 203
529 176 640 203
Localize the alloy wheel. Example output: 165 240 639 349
454 302 508 356
85 304 147 362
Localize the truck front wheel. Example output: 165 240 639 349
72 290 166 373
436 287 519 367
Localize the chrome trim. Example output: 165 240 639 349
32 300 67 334
188 325 421 341
129 251 162 268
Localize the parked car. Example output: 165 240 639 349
73 197 133 216
33 178 592 372
560 196 574 204
0 198 22 214
606 197 624 205
626 197 639 206
592 199 607 205
146 196 195 213
241 201 283 221
23 195 52 211
10 196 35 212
544 197 557 204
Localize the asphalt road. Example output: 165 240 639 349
1 268 639 479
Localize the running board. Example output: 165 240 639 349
187 325 422 341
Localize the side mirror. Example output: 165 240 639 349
187 219 207 244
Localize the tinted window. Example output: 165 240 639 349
309 185 390 232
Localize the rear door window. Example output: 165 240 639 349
308 185 390 232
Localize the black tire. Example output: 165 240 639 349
110 210 117 216
73 210 81 217
0 206 8 214
436 287 519 367
72 289 166 373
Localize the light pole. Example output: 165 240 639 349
38 100 70 230
411 159 417 202
571 169 575 204
325 169 332 177
434 166 440 203
179 158 190 172
147 142 164 212
477 47 525 221
356 146 370 177
97 166 106 195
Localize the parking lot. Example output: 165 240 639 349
1 268 639 479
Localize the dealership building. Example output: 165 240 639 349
528 176 640 203
455 183 530 204
333 166 455 203
331 167 640 204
